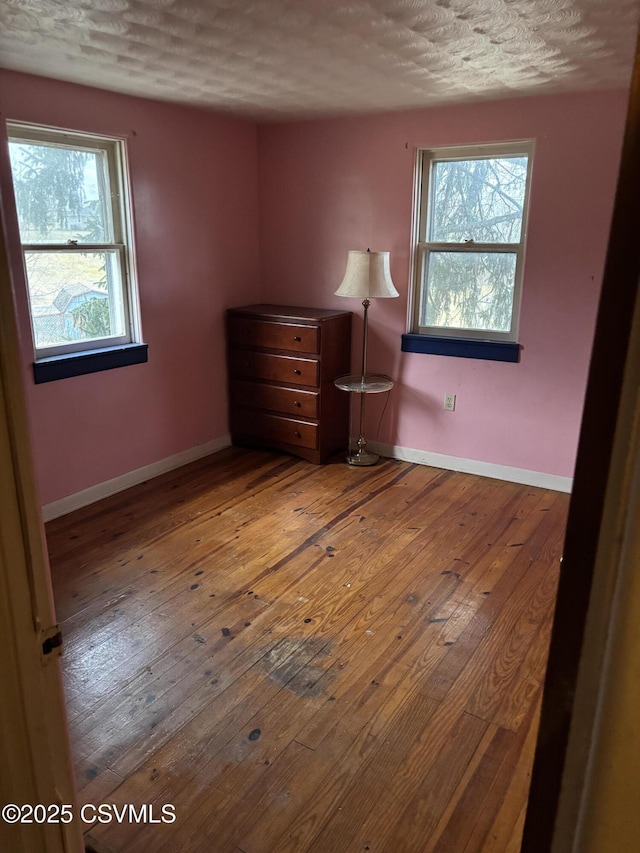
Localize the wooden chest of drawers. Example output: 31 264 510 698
227 304 352 464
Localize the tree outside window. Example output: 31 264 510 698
7 125 136 358
411 142 533 343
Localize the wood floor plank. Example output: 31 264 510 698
423 696 540 853
420 722 503 851
461 511 564 730
476 696 543 853
421 496 564 713
45 448 569 853
87 635 335 851
76 769 124 809
236 663 414 853
351 710 490 853
271 691 444 853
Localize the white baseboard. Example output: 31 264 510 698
368 441 573 493
43 434 572 522
42 435 232 521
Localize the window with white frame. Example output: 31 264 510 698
410 142 533 345
7 124 139 360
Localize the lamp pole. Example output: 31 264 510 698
360 297 370 379
354 297 371 461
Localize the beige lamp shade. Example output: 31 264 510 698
335 250 399 299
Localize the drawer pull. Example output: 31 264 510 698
294 335 301 342
294 369 301 375
294 431 301 438
294 401 301 407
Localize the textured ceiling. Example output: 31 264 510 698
0 0 638 121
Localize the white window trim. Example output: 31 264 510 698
7 122 140 360
408 140 534 343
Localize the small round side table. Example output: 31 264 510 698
334 372 394 466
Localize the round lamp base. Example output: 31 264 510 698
346 449 380 466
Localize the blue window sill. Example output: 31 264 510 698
401 334 520 363
33 343 148 384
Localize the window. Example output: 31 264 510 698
7 124 145 379
405 142 533 361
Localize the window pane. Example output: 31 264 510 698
25 250 126 349
9 141 114 244
422 251 517 333
430 156 528 243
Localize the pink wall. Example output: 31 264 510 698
258 90 629 478
0 70 261 505
0 71 629 505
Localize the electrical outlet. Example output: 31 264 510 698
444 393 456 412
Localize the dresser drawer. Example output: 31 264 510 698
228 317 319 354
230 380 319 419
227 305 351 464
232 410 319 450
229 351 319 386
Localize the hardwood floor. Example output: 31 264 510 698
45 448 569 853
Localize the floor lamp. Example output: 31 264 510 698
335 249 399 465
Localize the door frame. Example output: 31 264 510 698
522 32 640 853
0 194 82 851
